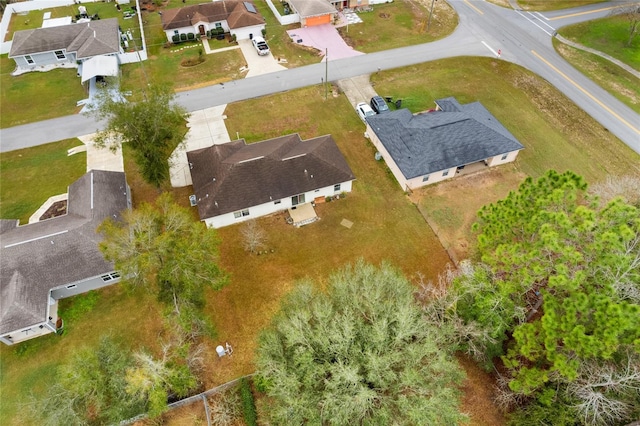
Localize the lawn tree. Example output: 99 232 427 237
241 219 267 254
256 260 466 425
428 171 640 425
27 336 145 425
86 84 188 188
613 3 640 47
98 193 226 337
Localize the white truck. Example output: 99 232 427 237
252 36 270 56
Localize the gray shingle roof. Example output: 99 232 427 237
288 0 337 18
162 0 264 31
9 18 120 59
187 134 355 219
366 97 524 179
0 171 130 335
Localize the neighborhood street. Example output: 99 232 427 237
1 0 638 154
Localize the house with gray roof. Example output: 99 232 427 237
9 18 121 73
161 0 265 42
365 97 524 191
187 134 355 228
0 170 131 346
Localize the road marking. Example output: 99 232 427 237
515 10 555 36
481 41 498 56
463 0 484 15
529 11 557 32
534 11 549 21
548 5 619 21
532 50 640 135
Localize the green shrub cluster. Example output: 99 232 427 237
239 378 257 426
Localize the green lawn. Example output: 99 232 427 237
0 138 86 224
558 14 640 71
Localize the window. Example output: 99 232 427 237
501 154 508 160
334 184 341 192
274 200 281 205
66 284 77 289
291 194 305 206
442 170 449 177
54 50 66 60
215 23 223 29
234 209 250 219
25 55 34 64
422 175 429 182
101 272 121 282
174 30 179 35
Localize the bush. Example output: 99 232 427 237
239 378 257 426
187 33 195 41
180 33 187 41
172 34 180 43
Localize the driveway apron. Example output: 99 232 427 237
287 24 364 61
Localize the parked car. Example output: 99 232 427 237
252 36 270 56
356 102 376 122
370 96 390 113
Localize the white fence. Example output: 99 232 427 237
1 0 147 60
265 0 300 25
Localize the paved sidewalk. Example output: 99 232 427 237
78 133 125 173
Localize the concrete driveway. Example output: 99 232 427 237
287 24 364 61
238 39 287 78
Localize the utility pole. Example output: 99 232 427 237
427 0 436 32
325 48 328 100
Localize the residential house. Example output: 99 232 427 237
0 170 131 346
365 97 524 191
161 0 266 42
187 134 355 228
287 0 337 26
9 18 121 73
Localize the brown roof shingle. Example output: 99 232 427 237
162 0 264 31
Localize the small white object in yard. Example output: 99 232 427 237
340 219 354 229
216 342 233 357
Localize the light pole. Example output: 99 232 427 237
427 0 436 32
325 48 328 100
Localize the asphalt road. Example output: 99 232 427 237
1 0 638 154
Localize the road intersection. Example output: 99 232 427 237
1 0 638 154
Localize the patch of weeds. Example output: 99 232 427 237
58 290 100 323
239 377 257 426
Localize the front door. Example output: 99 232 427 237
198 25 205 36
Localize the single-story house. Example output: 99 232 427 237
0 170 131 346
9 18 121 72
329 0 392 10
365 97 524 191
187 134 355 228
161 0 266 42
288 0 337 26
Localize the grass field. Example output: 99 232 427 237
3 57 639 426
0 138 86 224
558 14 640 71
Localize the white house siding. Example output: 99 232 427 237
485 150 519 167
165 20 231 42
405 166 456 189
203 181 353 228
13 51 77 68
50 273 122 300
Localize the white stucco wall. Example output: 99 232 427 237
203 181 353 228
486 150 520 167
232 24 266 41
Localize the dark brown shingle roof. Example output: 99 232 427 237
162 0 264 31
187 134 355 219
9 18 120 59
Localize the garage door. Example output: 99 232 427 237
305 14 332 26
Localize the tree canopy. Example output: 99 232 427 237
98 193 226 336
430 170 640 425
256 261 466 425
87 84 188 188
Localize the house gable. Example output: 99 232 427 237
161 0 264 31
